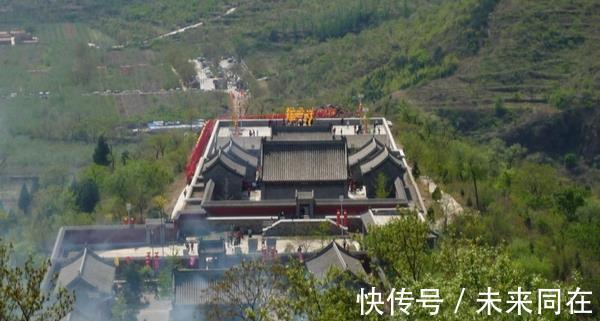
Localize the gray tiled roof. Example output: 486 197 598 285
305 242 366 279
272 132 334 141
203 149 247 177
225 139 258 167
202 179 215 204
394 177 408 201
359 147 404 175
57 249 115 295
360 211 376 233
348 137 383 167
173 270 225 305
262 141 347 182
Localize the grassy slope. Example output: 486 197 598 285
407 0 600 108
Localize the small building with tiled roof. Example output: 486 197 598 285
359 146 407 199
57 248 115 295
56 248 115 321
348 137 385 181
171 269 226 321
348 137 384 167
305 241 366 280
224 139 258 168
202 150 248 200
222 139 259 182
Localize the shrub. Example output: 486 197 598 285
549 88 576 110
564 153 577 169
432 187 442 201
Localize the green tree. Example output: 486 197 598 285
505 144 526 168
427 206 435 223
120 150 130 166
110 161 172 221
313 221 334 248
111 291 136 321
148 134 170 160
0 239 74 321
494 97 508 118
554 186 587 222
205 260 287 321
374 172 389 198
412 160 421 178
512 163 559 209
122 264 143 306
18 183 31 214
363 209 428 282
432 186 442 201
411 238 570 321
564 153 577 170
466 153 487 211
278 260 380 321
73 178 100 213
165 49 195 86
549 87 576 110
157 246 181 299
93 135 111 166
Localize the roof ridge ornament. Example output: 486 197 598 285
79 248 87 275
332 242 348 269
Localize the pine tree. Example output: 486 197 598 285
17 183 30 214
121 150 130 166
412 161 421 178
93 135 111 166
74 179 100 213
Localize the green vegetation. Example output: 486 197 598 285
205 259 380 321
165 48 196 86
112 264 143 321
393 104 600 311
73 178 100 213
206 260 287 321
431 186 442 201
0 239 74 321
93 135 111 166
17 183 30 213
374 172 389 198
0 132 192 257
362 218 581 320
109 160 172 219
364 210 429 282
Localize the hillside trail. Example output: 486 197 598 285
149 7 237 42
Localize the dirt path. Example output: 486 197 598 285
148 6 237 43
